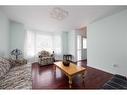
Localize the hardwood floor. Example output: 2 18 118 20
32 60 113 89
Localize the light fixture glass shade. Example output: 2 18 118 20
50 7 68 21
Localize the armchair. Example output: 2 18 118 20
38 50 55 66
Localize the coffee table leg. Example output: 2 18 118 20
68 76 72 88
80 72 85 84
82 72 85 79
81 72 86 87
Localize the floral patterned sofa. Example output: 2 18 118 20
0 57 32 89
38 50 55 66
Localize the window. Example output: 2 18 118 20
83 37 87 49
36 34 53 53
25 30 62 59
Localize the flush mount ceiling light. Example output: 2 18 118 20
50 7 69 21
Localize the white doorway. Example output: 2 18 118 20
77 35 87 61
77 35 82 61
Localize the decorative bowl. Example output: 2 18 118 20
63 60 70 66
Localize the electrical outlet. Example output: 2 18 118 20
113 64 118 67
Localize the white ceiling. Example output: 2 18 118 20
0 6 127 32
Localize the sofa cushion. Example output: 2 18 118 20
0 57 11 78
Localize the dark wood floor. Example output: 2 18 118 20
32 60 113 89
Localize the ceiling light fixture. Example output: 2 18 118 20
50 7 69 21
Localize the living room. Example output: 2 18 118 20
0 5 127 89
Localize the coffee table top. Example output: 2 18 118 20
54 61 86 76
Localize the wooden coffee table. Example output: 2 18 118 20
53 61 86 88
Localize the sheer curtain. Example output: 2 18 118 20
35 33 53 54
24 30 62 62
24 30 35 62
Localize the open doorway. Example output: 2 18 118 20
77 35 82 61
77 35 87 61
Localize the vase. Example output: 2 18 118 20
63 60 70 66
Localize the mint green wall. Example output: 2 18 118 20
10 20 25 53
0 11 9 57
88 9 127 76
